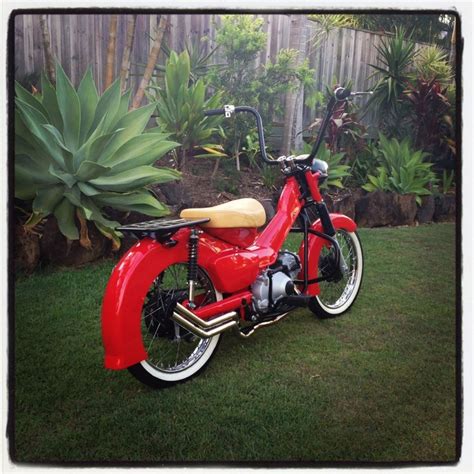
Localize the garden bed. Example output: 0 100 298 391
14 162 456 273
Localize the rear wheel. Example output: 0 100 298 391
128 264 221 388
309 229 363 319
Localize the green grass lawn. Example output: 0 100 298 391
12 223 457 464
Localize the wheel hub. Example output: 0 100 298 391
319 252 343 282
144 290 187 340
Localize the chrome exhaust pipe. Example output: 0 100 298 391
171 302 239 338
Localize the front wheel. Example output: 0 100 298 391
128 264 221 389
309 229 363 319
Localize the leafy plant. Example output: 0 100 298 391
15 63 180 248
151 50 224 171
159 39 222 83
347 141 380 187
326 99 367 156
413 45 453 85
261 165 280 190
439 169 455 194
241 133 263 169
362 134 436 205
366 28 417 136
404 78 455 162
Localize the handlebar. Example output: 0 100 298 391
306 87 372 161
203 105 279 165
203 88 373 167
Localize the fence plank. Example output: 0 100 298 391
14 12 430 137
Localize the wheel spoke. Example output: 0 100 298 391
318 230 361 311
140 264 217 374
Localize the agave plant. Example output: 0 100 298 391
362 134 437 205
15 63 180 248
150 50 224 171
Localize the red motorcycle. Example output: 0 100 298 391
102 87 365 388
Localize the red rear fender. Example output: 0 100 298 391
101 228 260 370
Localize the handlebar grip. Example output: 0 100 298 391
203 108 225 117
334 87 352 101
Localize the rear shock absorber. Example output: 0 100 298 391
187 228 200 309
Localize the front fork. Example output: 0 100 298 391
295 203 348 293
313 201 349 274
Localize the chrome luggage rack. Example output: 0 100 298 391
117 217 210 241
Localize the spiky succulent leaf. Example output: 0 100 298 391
15 63 180 248
55 62 81 152
40 73 63 132
77 67 99 143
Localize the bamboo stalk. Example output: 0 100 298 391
104 14 118 89
131 16 167 110
39 15 56 84
119 14 137 93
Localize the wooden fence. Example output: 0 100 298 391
13 13 429 142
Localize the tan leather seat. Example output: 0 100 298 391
180 198 266 228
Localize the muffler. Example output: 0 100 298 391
171 302 239 338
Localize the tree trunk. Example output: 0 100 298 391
104 15 118 89
120 14 137 93
282 15 308 156
39 15 56 84
293 84 305 152
180 147 187 172
131 16 167 110
211 158 220 179
234 137 241 172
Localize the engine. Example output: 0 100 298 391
251 251 301 313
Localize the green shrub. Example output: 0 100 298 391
413 45 453 85
15 63 180 248
160 39 222 83
404 78 454 163
348 141 380 187
367 28 416 136
362 134 436 205
151 50 224 171
439 169 455 194
207 15 313 165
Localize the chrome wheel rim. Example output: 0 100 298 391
317 230 360 311
141 264 217 374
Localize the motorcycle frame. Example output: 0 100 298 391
102 167 356 370
102 93 365 370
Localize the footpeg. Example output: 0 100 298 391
281 295 312 307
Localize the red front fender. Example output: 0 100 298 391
298 213 357 296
